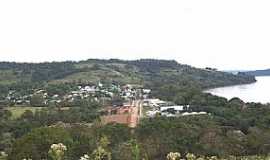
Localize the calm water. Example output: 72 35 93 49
205 76 270 103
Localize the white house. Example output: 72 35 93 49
82 86 96 93
146 110 160 117
145 99 167 107
160 105 189 112
143 89 151 94
181 112 207 116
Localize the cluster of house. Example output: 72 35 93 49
61 84 151 105
5 90 31 105
4 89 50 106
144 98 208 117
1 83 152 107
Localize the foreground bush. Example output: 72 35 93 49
166 152 270 160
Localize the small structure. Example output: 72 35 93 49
145 99 168 107
160 105 189 112
181 112 207 116
146 110 160 117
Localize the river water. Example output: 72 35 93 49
205 76 270 103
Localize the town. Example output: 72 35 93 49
1 82 208 127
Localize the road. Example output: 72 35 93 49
132 100 143 118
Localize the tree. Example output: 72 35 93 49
20 110 34 120
8 127 72 160
30 94 46 107
227 97 244 110
130 139 141 160
92 136 111 160
167 152 181 160
48 143 67 160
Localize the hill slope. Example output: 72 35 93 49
0 59 256 89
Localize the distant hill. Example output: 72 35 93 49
0 59 256 90
245 69 270 76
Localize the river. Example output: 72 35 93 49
205 76 270 103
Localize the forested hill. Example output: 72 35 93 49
0 59 256 89
245 69 270 76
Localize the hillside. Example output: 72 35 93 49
0 59 255 89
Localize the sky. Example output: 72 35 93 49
0 0 270 70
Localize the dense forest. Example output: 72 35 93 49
1 59 267 160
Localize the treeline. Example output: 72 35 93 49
0 61 80 83
30 62 79 82
4 113 270 159
128 59 180 73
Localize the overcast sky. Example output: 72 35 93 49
0 0 270 70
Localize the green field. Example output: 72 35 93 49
51 67 142 85
6 107 44 119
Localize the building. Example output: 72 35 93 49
160 105 189 112
181 112 207 116
144 99 168 107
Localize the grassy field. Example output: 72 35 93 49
51 68 142 85
6 107 44 119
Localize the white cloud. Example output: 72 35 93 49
0 0 269 70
